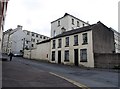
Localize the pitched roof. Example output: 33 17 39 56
37 21 112 44
51 21 111 39
51 13 90 25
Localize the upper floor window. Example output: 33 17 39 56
58 21 60 26
64 50 69 62
77 21 79 27
82 33 88 45
40 35 42 39
58 38 62 48
61 27 66 33
72 19 74 25
65 37 69 47
36 34 38 37
27 31 30 35
43 36 46 39
52 40 56 49
53 30 56 36
32 33 34 36
83 23 85 27
80 49 87 62
74 35 78 46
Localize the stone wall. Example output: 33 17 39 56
94 53 120 69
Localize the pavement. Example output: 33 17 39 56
1 54 120 89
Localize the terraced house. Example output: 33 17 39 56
24 13 115 68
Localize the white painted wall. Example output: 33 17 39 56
51 14 89 37
50 30 94 67
9 29 26 54
24 41 50 61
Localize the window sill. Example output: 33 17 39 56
64 60 69 62
82 43 88 45
65 45 69 47
58 47 61 48
73 44 79 46
80 60 87 62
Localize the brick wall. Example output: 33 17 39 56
94 53 120 69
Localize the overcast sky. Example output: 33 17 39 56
4 0 119 37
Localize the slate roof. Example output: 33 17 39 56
37 21 112 44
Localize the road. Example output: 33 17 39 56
2 55 120 89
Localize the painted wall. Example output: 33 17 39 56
9 29 26 54
92 22 115 53
51 14 89 37
24 41 50 61
50 30 94 67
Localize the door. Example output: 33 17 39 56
74 49 78 66
58 51 61 64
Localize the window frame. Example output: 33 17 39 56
74 35 78 46
58 38 62 48
72 19 74 25
82 33 88 45
58 21 60 27
80 49 87 62
65 37 69 47
52 40 56 49
64 50 69 62
52 51 55 61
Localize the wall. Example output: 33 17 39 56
9 29 26 54
92 22 115 53
94 53 120 68
24 41 50 62
51 14 89 37
50 30 94 67
51 16 69 37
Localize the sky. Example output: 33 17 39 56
4 0 119 37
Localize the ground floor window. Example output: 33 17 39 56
52 51 55 61
64 50 69 62
80 49 87 62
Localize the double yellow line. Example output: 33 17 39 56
49 72 90 89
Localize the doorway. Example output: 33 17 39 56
74 49 78 66
58 51 61 64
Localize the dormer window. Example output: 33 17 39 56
61 27 66 33
58 21 60 27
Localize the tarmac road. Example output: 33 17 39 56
1 55 120 89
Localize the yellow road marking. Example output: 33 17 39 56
49 72 90 89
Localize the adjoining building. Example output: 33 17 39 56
51 13 89 37
2 25 50 55
0 0 9 57
110 28 120 53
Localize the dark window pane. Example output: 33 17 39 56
80 49 87 62
74 35 78 45
58 39 62 48
52 40 56 49
65 37 69 47
82 33 88 44
52 51 55 61
64 50 69 61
